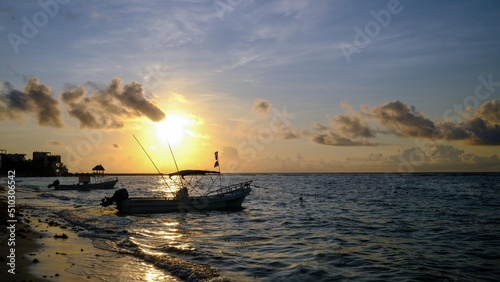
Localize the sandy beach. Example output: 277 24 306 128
1 185 102 282
1 184 181 282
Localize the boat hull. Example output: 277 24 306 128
55 179 118 191
117 187 251 214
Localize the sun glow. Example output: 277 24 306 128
155 114 193 146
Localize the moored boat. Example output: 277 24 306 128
101 171 252 214
48 164 118 191
53 178 119 191
101 149 252 214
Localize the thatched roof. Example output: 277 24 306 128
92 164 105 171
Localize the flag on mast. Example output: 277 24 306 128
214 151 219 168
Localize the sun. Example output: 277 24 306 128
155 114 191 146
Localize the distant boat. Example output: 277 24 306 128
100 169 252 214
48 165 118 191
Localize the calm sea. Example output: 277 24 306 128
12 173 500 281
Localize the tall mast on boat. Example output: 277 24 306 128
166 140 184 188
132 135 174 194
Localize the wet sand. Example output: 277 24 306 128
1 184 97 281
1 185 180 282
1 218 50 282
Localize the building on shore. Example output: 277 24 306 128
0 149 68 176
0 149 27 165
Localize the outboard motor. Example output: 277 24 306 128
101 188 129 207
48 179 60 188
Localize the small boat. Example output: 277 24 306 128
100 169 252 214
48 165 118 191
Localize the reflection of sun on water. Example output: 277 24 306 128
155 114 193 146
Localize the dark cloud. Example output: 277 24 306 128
119 81 165 122
61 77 165 129
425 145 466 163
279 128 302 139
270 113 302 139
477 99 500 123
466 100 500 145
312 99 500 147
311 102 377 146
312 122 328 131
334 114 375 138
369 100 436 138
0 78 64 127
437 100 500 145
465 117 500 145
312 132 377 146
1 77 165 129
434 121 470 141
253 98 272 115
368 99 500 145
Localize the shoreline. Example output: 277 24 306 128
1 185 180 282
1 185 98 281
1 215 51 282
18 209 101 281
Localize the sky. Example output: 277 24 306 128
1 0 500 173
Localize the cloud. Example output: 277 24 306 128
311 101 377 146
234 99 301 140
369 100 436 138
477 99 500 123
0 78 64 127
344 144 500 172
48 140 63 146
334 114 375 138
368 99 500 145
312 132 377 146
1 77 166 130
397 144 500 171
463 117 500 145
312 99 500 147
252 98 272 115
168 92 189 104
61 77 165 129
312 122 328 131
425 145 468 164
437 100 500 145
230 143 500 172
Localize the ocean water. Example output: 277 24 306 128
11 173 500 281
